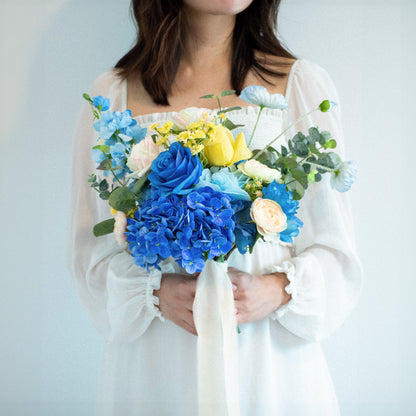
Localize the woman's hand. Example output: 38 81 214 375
228 267 292 325
154 273 198 336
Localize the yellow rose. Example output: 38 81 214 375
203 125 252 166
250 198 287 241
238 159 282 183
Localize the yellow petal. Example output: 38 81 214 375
203 125 234 166
227 132 252 166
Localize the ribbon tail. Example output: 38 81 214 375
193 260 240 416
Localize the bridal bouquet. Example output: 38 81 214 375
84 87 356 273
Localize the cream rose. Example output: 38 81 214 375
238 159 282 183
113 211 127 247
172 107 212 130
250 198 287 240
126 136 161 179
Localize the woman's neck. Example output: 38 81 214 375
180 8 235 74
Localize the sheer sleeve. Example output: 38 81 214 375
66 70 166 343
268 59 363 341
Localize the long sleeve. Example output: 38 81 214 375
66 70 165 343
269 59 363 341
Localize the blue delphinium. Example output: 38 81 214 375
262 181 303 243
92 95 110 112
125 186 236 273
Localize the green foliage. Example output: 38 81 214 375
251 149 278 168
109 186 136 213
97 159 113 171
220 90 235 97
83 93 92 103
319 100 331 112
223 119 244 131
133 173 149 196
93 218 115 237
88 175 111 200
200 94 214 99
92 144 110 153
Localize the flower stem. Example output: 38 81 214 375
216 96 222 113
111 168 125 187
253 107 319 160
248 106 264 147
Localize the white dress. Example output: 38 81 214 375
67 59 363 416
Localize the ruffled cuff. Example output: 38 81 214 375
146 267 165 322
267 260 297 320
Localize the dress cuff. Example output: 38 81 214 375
267 260 297 320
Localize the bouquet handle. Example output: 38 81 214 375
193 260 240 416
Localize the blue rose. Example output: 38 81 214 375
148 142 203 195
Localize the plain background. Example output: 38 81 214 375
0 0 414 414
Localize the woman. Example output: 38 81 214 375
67 0 363 415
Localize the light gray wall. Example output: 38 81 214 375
0 0 414 415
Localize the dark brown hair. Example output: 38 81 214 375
115 0 295 105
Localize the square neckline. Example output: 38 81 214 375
122 59 301 124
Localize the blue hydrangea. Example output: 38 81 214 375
125 187 236 273
262 181 303 243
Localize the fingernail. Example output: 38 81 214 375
232 284 237 291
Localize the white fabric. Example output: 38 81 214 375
67 58 363 416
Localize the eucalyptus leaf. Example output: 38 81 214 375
290 168 308 188
88 174 97 183
293 141 309 157
200 94 214 99
109 186 136 213
292 132 308 144
281 145 288 157
308 127 321 144
252 149 277 168
93 218 115 237
99 190 111 200
99 179 109 191
309 143 321 156
276 156 297 170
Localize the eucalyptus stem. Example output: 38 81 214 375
299 160 334 172
248 106 264 147
253 107 319 160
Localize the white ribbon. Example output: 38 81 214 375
193 260 240 416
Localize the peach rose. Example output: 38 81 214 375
126 136 161 179
250 198 287 240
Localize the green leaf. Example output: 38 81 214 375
290 168 308 188
133 173 149 195
97 159 113 170
93 144 110 153
200 94 214 99
220 106 242 113
251 149 277 168
315 172 322 182
293 141 309 157
276 156 297 170
321 130 331 141
307 171 316 183
99 179 109 192
93 218 115 237
112 165 124 170
88 174 97 183
309 143 321 156
324 139 337 149
223 119 244 130
292 132 308 144
83 93 93 103
109 186 136 213
280 145 288 157
93 110 100 119
99 190 111 200
308 127 321 144
220 90 236 97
